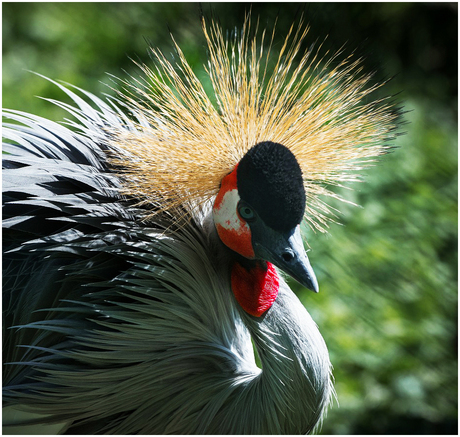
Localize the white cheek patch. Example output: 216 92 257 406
213 189 249 235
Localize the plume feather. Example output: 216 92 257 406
108 17 398 231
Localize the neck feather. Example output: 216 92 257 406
236 280 333 434
205 220 333 433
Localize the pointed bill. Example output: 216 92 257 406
252 224 319 293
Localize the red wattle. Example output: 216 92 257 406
231 261 279 317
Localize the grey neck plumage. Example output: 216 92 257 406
203 214 334 434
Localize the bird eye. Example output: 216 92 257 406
238 202 256 222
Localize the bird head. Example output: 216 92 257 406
213 141 318 317
213 141 318 290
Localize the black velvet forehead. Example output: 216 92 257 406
237 141 306 232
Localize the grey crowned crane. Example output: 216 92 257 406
2 18 397 434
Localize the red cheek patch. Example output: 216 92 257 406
215 223 254 259
231 261 280 317
213 165 255 259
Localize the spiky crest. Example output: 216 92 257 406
108 16 398 232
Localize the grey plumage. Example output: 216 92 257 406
3 82 333 434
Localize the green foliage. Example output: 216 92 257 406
301 96 457 434
3 2 457 434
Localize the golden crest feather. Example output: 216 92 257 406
108 17 398 232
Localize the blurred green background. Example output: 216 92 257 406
3 2 457 434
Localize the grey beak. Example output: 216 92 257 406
253 225 319 293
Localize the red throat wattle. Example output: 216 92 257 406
231 261 279 317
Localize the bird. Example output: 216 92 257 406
2 17 398 434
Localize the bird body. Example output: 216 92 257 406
3 17 397 434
